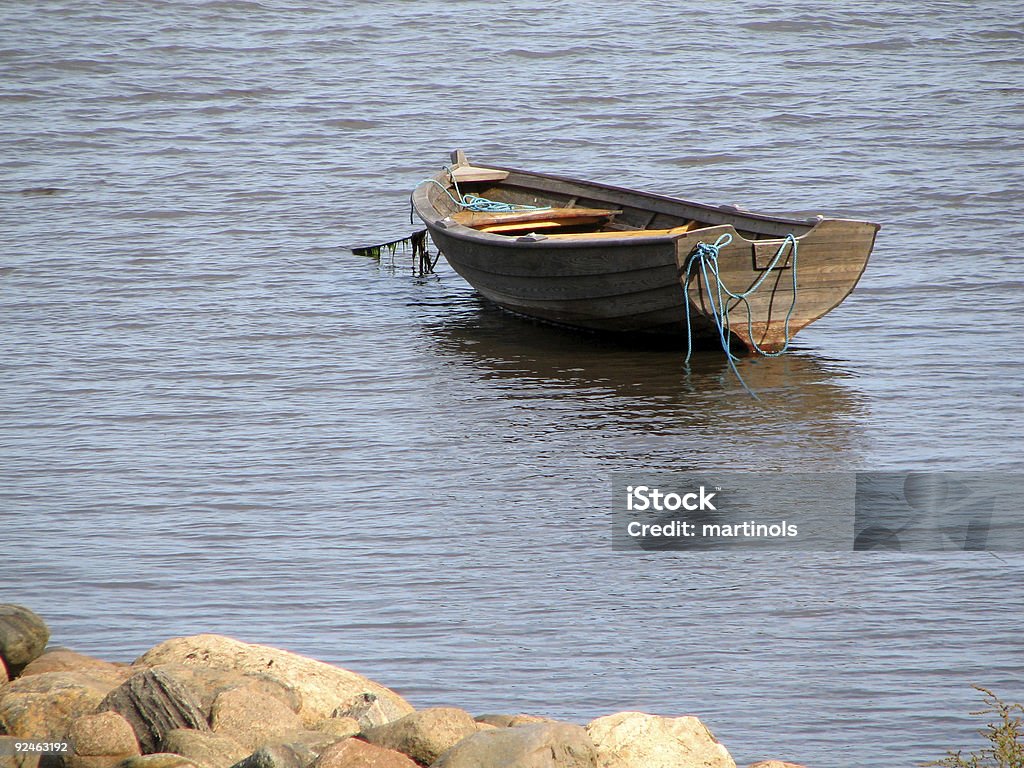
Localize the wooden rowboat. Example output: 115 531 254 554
411 150 880 354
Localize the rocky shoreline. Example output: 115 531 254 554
1 605 806 768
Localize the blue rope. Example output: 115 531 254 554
683 232 799 398
416 166 551 214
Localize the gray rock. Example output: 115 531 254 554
362 707 478 765
99 668 209 754
431 722 598 768
0 605 50 675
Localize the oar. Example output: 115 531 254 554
352 228 438 275
351 228 428 258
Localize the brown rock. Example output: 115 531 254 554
2 754 41 768
1 654 8 684
160 729 250 768
331 693 410 732
327 692 407 733
431 722 598 768
362 707 478 766
143 663 303 719
746 762 808 768
314 739 418 768
99 668 209 754
115 755 201 768
69 711 140 755
66 711 141 768
0 605 50 676
210 687 304 752
474 714 553 728
21 649 133 685
310 717 361 739
585 711 735 768
279 729 353 765
210 729 341 768
136 636 412 727
0 671 118 740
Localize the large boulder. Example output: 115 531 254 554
98 668 209 754
209 687 304 752
136 636 413 727
20 649 133 684
431 722 598 768
0 605 50 676
146 663 302 720
474 714 552 728
0 671 118 739
585 712 735 768
314 738 419 768
161 729 250 768
362 707 479 765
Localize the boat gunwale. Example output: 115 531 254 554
411 156 877 250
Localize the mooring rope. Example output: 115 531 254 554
414 166 552 214
683 232 799 398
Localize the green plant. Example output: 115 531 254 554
927 686 1024 767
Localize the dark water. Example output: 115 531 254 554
2 2 1023 766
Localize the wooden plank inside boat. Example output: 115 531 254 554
480 217 610 234
449 165 510 183
544 221 704 240
453 206 621 231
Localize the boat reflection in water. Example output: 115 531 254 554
422 299 868 471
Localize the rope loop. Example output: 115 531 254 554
683 232 799 399
414 166 552 215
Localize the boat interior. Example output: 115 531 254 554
436 162 815 242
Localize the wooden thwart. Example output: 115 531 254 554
453 206 621 231
450 165 510 183
481 217 608 234
545 221 704 240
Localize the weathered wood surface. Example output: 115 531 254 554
449 165 509 183
545 221 701 239
415 151 880 348
675 221 876 352
452 206 620 230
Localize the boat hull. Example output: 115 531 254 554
413 153 879 352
